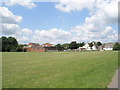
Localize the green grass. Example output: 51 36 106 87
2 51 118 88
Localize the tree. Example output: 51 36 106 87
97 41 102 46
77 42 85 47
0 37 2 51
1 36 7 51
81 42 85 46
8 37 18 52
61 43 69 49
69 41 78 49
55 44 64 51
16 44 23 52
1 36 18 52
113 42 120 50
89 42 93 49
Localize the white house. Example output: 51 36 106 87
78 47 86 51
92 45 98 50
103 43 113 50
78 42 114 51
78 43 98 51
83 43 92 50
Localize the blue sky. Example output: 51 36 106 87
4 2 89 31
1 0 118 44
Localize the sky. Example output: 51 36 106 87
0 0 118 44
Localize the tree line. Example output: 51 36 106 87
0 36 27 52
0 36 120 52
55 41 102 51
55 41 120 51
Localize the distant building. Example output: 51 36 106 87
23 43 58 52
78 42 98 51
78 47 86 51
92 44 98 50
98 45 105 51
42 43 58 51
82 43 91 50
103 43 114 50
42 43 54 47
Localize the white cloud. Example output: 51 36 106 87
55 0 118 43
56 0 118 24
13 28 72 44
5 0 37 9
33 28 71 44
0 7 22 23
13 28 33 43
71 23 117 43
2 23 19 35
95 0 118 24
21 28 33 35
55 0 95 13
17 36 30 44
0 6 23 36
14 25 118 44
1 0 118 44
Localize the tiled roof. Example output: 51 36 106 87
42 43 54 47
28 43 39 46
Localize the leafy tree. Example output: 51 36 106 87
61 43 69 49
69 41 78 49
16 44 23 52
0 37 2 51
81 42 85 46
1 36 7 51
97 41 102 46
77 42 85 47
113 42 120 50
1 36 18 52
89 42 93 49
23 44 27 46
55 44 64 51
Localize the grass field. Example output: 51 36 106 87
2 51 118 88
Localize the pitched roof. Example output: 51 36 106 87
42 43 54 47
104 43 114 48
28 43 40 46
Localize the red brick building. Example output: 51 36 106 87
24 43 58 52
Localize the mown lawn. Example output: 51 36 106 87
2 51 118 88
